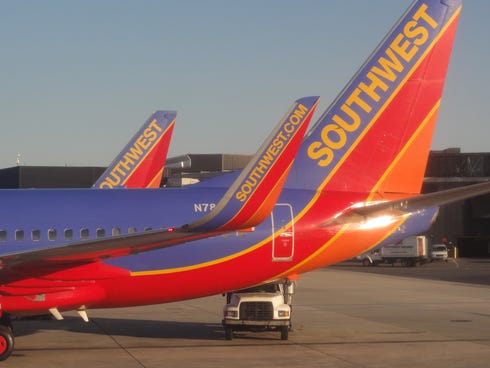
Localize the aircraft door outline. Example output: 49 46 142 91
271 203 294 262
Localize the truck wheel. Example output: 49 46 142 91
0 325 14 361
280 325 289 340
224 326 233 340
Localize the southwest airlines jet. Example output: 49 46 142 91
92 111 176 189
0 0 486 360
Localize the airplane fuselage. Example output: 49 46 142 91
0 185 437 314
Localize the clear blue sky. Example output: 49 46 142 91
1 0 488 168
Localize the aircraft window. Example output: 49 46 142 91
0 230 7 242
128 227 137 234
48 229 57 241
64 229 73 240
15 230 24 241
80 228 89 239
112 228 121 236
32 230 41 241
96 228 105 238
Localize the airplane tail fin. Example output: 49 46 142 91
286 0 462 198
189 96 319 231
93 111 176 189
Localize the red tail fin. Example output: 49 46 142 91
287 0 462 199
93 111 176 189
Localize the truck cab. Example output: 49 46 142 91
222 280 294 340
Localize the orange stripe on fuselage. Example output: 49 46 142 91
278 216 408 277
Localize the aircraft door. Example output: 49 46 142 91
271 203 294 262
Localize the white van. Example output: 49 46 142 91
430 244 448 262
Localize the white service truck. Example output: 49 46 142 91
357 236 430 267
222 280 295 340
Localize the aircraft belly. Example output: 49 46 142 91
1 283 106 314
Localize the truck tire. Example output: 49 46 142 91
280 325 289 340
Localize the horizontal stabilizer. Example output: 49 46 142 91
322 181 490 227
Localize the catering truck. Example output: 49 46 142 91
357 236 430 267
222 280 295 340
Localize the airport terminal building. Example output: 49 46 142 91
1 150 489 257
422 149 490 257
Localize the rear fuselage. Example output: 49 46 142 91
0 185 436 313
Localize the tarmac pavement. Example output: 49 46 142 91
6 259 490 367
